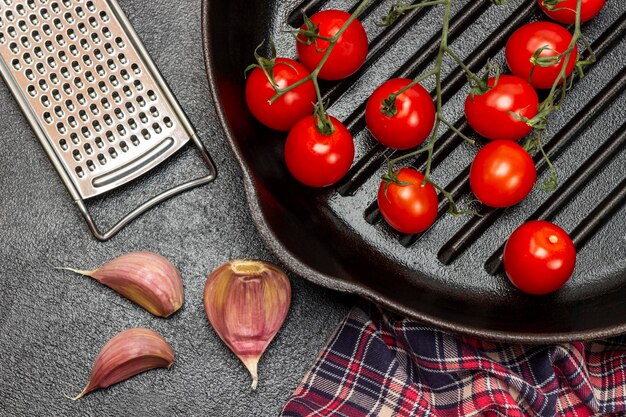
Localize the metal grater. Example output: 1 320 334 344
0 0 216 240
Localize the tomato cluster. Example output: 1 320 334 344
245 1 604 295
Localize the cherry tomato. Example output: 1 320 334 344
504 221 577 295
470 141 536 208
377 168 438 234
365 78 436 150
245 58 316 131
284 116 354 187
465 75 539 141
506 22 577 89
297 10 368 81
538 0 606 24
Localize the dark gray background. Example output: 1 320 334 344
0 1 351 415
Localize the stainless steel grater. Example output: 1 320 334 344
0 0 216 240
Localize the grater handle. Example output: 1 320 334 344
76 134 216 241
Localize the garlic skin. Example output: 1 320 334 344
204 260 291 390
72 328 174 400
63 252 184 318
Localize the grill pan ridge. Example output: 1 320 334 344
202 0 626 342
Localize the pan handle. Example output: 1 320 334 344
75 134 217 241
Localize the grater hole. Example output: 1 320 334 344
128 118 137 130
86 160 95 171
67 115 77 128
53 17 62 30
88 16 97 28
77 21 86 34
51 2 61 14
79 38 89 50
98 80 107 93
38 79 49 91
89 103 98 115
27 86 37 98
58 50 67 63
99 11 109 22
9 41 19 53
23 51 31 63
34 46 43 58
26 68 35 81
17 20 27 32
0 33 5 45
114 108 123 120
152 123 162 134
44 39 54 51
43 112 52 123
51 88 61 101
75 6 84 19
87 86 96 98
7 26 16 38
114 36 124 49
106 58 115 71
84 143 93 155
136 96 145 107
32 30 41 42
49 73 59 85
131 63 140 75
109 75 119 87
125 102 135 113
86 1 95 12
120 141 129 152
29 14 38 26
147 90 157 101
92 120 102 132
75 166 85 178
36 62 45 75
42 23 51 35
102 27 111 39
62 82 72 95
55 34 65 47
133 79 143 91
104 42 113 54
103 114 113 126
82 55 92 66
40 95 50 107
108 148 118 159
105 130 114 143
20 36 30 48
78 109 87 121
72 149 82 161
16 5 25 16
27 0 36 10
93 48 103 60
57 122 67 134
5 10 14 22
120 69 129 81
130 135 139 146
47 56 57 68
65 99 75 112
90 32 100 44
73 76 83 88
122 85 131 97
66 27 76 40
100 97 110 109
84 70 94 82
68 44 78 56
70 132 79 144
141 129 150 140
138 112 147 123
97 153 106 165
118 53 127 65
163 117 173 128
112 91 121 103
116 124 126 136
95 64 105 76
94 137 104 148
63 12 74 25
70 60 80 72
59 138 68 151
149 106 159 117
54 105 63 117
62 0 72 7
76 93 85 105
81 126 90 138
11 58 20 70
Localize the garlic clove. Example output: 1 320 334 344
72 328 174 400
204 260 291 390
61 252 184 318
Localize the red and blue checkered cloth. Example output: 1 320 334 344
281 303 626 416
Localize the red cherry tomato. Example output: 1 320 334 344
365 78 436 150
377 168 438 234
465 75 539 141
284 116 355 187
297 10 368 81
504 221 577 295
538 0 606 24
245 58 316 131
506 22 577 89
470 141 536 208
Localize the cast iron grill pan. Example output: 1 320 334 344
202 0 626 342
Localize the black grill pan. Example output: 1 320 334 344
202 0 626 343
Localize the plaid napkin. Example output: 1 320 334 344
281 303 626 417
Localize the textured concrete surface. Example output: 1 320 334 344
0 1 351 416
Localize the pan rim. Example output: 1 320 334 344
200 0 626 344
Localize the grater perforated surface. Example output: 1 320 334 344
0 0 194 199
